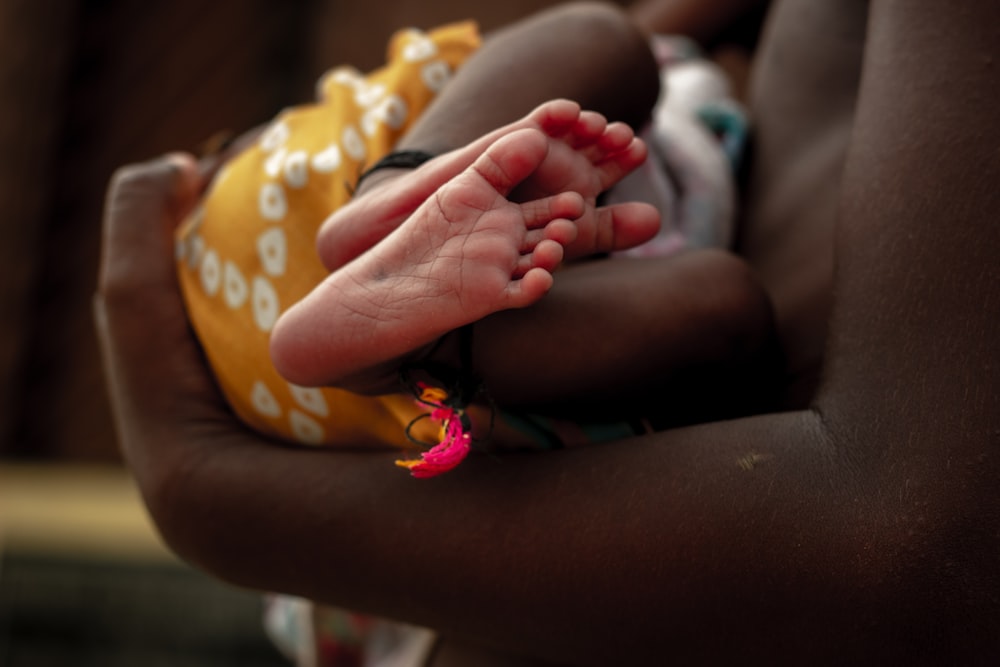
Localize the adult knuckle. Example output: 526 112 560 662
113 160 160 187
109 159 176 207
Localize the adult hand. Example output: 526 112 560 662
94 151 351 565
96 154 216 473
95 154 247 530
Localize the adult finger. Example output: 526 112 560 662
94 153 223 452
98 153 202 299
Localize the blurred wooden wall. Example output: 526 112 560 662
2 0 609 460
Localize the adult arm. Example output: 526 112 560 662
96 2 1000 664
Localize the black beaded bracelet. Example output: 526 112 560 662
354 149 436 191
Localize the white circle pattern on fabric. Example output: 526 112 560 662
362 95 409 136
177 206 205 254
378 95 408 130
342 125 366 162
421 61 451 93
251 275 280 332
402 34 437 62
361 110 379 138
283 150 309 189
187 234 204 270
200 248 221 296
264 147 288 178
289 384 330 418
311 144 342 173
257 227 288 277
354 82 386 109
259 182 287 221
223 260 249 309
251 380 282 418
330 67 361 87
260 121 290 152
289 409 325 445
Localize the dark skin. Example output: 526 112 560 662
96 0 1000 664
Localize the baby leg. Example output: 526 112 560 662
271 128 583 390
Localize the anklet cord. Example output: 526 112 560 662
355 149 436 191
398 324 495 449
398 325 481 418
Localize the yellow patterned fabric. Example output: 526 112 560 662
176 23 481 449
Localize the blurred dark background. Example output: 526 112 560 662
0 0 603 462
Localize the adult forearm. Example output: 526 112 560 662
164 408 852 665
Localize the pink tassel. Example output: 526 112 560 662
396 386 473 478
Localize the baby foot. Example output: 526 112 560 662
271 128 583 389
509 113 661 260
315 99 584 272
316 100 658 271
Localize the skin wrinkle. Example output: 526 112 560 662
314 269 425 381
429 180 534 316
421 212 471 317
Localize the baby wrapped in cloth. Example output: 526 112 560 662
176 23 745 475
